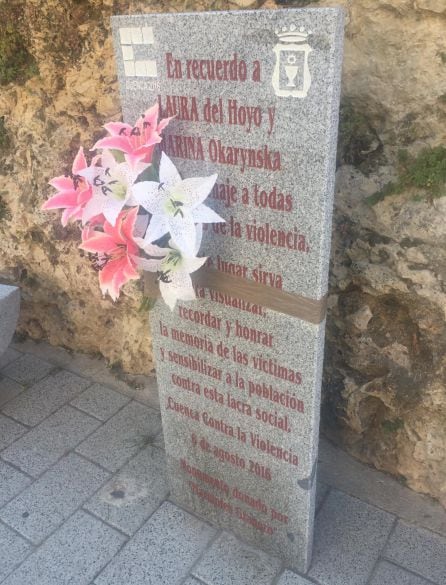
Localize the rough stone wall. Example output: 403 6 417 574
0 0 444 505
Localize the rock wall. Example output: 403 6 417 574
0 0 444 505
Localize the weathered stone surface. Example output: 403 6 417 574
0 0 445 508
324 166 446 508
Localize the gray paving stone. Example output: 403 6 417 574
84 445 168 535
0 376 25 408
1 405 101 477
0 453 110 544
385 521 446 585
63 353 105 379
316 480 329 513
2 370 91 426
10 340 102 376
370 561 435 585
76 401 161 472
276 570 315 585
2 510 127 585
11 341 161 409
88 366 161 411
2 353 54 385
193 531 282 585
0 460 31 507
153 429 165 450
0 521 32 582
319 437 446 537
0 348 21 370
94 501 215 585
0 413 27 450
308 490 395 585
183 579 205 585
71 383 130 421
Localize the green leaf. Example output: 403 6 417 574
136 164 159 183
109 149 126 163
366 146 446 205
139 296 157 312
366 182 397 206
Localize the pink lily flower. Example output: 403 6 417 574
42 147 93 226
79 207 140 301
91 103 173 168
78 150 149 227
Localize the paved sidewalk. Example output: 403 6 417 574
0 340 445 585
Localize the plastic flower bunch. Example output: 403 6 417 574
42 103 225 309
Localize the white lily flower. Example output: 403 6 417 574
134 225 206 310
78 150 150 226
131 152 224 256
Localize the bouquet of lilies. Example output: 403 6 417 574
42 103 224 309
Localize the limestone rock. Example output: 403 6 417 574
232 0 259 6
325 166 446 508
415 0 446 13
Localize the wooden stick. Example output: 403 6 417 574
144 268 327 324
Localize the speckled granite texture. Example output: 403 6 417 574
112 8 344 571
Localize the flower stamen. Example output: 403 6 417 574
89 252 110 271
72 174 82 190
156 269 172 284
94 175 105 187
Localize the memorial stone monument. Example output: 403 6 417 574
112 8 344 571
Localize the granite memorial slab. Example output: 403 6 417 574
112 8 344 571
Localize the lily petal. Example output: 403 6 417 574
168 212 197 256
91 135 133 153
174 174 218 209
191 203 225 224
42 190 79 210
159 270 196 310
157 115 175 133
61 207 76 226
78 186 93 205
79 233 116 253
132 255 164 272
72 147 87 174
144 214 169 244
194 223 203 256
131 181 163 214
49 176 75 191
132 133 162 155
120 207 139 242
133 239 169 257
99 258 125 301
100 149 118 169
182 255 207 274
159 152 181 191
103 197 125 227
82 194 107 225
143 102 159 125
103 122 132 136
77 166 101 185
